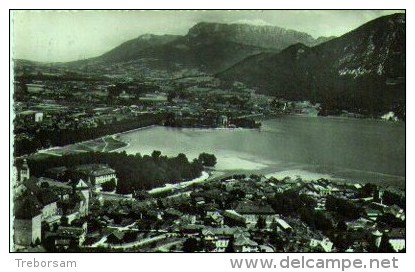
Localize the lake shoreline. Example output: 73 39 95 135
115 116 404 190
33 116 405 191
208 166 405 190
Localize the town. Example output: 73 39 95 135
13 153 405 253
13 62 328 157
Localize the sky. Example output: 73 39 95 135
12 10 404 62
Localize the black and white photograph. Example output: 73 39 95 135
10 9 405 254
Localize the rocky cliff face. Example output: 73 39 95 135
185 22 326 49
218 13 405 117
90 22 333 73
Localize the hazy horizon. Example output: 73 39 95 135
12 10 404 63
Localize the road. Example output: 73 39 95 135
110 233 176 249
153 239 184 252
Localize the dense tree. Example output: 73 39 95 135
255 216 266 230
14 113 166 156
101 178 116 192
337 220 347 232
107 84 123 98
42 236 58 252
182 237 200 252
378 234 395 253
225 236 235 252
358 183 379 199
382 191 405 209
377 213 405 228
269 233 284 251
60 215 69 226
151 150 162 160
24 150 208 194
299 207 315 229
325 196 362 220
314 211 333 231
299 207 333 231
198 153 217 167
167 91 177 103
331 233 353 252
268 190 316 216
269 218 279 233
231 117 261 128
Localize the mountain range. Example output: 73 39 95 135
80 22 335 73
218 13 405 116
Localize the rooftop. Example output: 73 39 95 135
92 168 116 177
56 226 85 237
234 234 258 247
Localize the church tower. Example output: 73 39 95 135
19 159 30 183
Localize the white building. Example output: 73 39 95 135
75 164 117 186
310 238 334 252
91 168 117 185
34 112 44 122
41 202 58 220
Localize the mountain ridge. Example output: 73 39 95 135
218 13 405 117
83 21 335 73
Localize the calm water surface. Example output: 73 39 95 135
117 116 405 186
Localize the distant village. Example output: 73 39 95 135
13 158 405 253
13 71 332 157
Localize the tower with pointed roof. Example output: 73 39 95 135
19 159 30 183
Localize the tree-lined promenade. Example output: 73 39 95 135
15 113 166 157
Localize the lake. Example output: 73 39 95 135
117 116 405 187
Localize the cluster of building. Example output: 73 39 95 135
12 158 405 253
14 75 319 127
12 160 117 251
13 73 328 158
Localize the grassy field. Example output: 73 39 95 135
36 135 128 157
102 136 128 152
